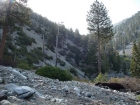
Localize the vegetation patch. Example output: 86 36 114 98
17 62 32 70
108 77 140 92
94 73 108 83
35 66 72 81
69 67 78 76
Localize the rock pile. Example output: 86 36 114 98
0 65 139 105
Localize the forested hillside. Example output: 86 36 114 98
0 1 140 79
113 11 140 56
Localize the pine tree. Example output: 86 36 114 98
87 0 113 73
129 42 140 78
0 0 31 59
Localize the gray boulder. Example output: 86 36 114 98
11 69 27 80
5 83 18 92
0 100 11 105
5 84 35 99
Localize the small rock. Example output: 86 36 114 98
85 92 92 98
62 85 69 93
0 91 7 101
18 90 35 99
5 83 18 92
136 102 140 105
11 69 27 80
0 100 11 105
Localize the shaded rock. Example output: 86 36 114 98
62 85 69 93
14 86 34 95
11 69 27 80
0 100 11 105
95 82 125 90
14 86 35 99
0 92 7 101
85 92 92 98
5 83 18 92
18 90 35 99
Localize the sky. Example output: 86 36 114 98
27 0 140 35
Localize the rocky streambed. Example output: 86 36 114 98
0 65 139 105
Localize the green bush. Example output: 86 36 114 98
67 51 75 58
35 66 72 81
17 31 26 36
17 63 31 70
69 67 78 76
44 54 53 60
27 27 31 31
57 58 65 66
31 38 36 43
37 47 42 50
94 73 108 83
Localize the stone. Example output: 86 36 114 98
14 86 35 99
11 69 27 80
0 91 7 101
136 102 140 105
14 86 34 95
18 90 35 99
5 83 18 92
0 100 11 105
62 85 69 93
85 92 92 98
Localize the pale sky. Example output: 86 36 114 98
27 0 140 35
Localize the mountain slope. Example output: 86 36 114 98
113 11 140 56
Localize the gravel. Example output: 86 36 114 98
0 65 139 105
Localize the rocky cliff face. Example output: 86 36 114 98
0 65 138 105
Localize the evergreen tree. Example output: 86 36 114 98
87 0 113 73
129 42 140 78
0 0 31 59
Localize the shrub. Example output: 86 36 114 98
57 58 65 66
108 77 140 92
44 54 53 60
94 73 108 83
17 35 33 46
6 41 16 51
65 56 71 62
0 55 16 67
67 51 75 58
69 67 78 76
26 55 34 65
136 95 140 100
27 27 31 31
59 50 67 56
17 62 31 70
37 47 42 50
31 38 36 43
17 31 25 36
35 66 72 81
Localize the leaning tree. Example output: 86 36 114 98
0 0 31 59
87 0 114 73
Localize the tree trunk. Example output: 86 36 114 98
97 23 101 73
55 25 59 67
98 36 101 73
0 0 12 60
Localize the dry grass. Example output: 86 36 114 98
108 77 140 92
73 76 93 83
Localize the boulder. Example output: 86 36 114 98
14 86 34 95
5 84 35 99
18 91 35 99
11 69 27 80
5 83 18 92
0 100 11 105
0 91 7 101
14 86 35 99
